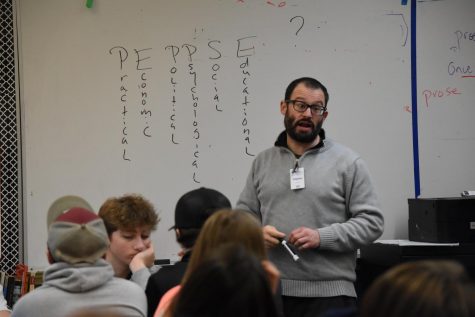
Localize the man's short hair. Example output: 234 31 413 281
285 77 329 106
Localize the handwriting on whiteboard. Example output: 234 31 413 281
448 30 474 78
422 87 462 108
109 36 258 182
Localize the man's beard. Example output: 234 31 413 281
284 115 323 144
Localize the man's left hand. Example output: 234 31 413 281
288 227 320 250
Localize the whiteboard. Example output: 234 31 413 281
416 0 475 198
18 0 416 268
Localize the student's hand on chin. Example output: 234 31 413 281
130 244 155 272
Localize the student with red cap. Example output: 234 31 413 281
11 196 147 317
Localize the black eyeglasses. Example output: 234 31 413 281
286 100 326 116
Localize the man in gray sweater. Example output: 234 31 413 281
12 200 147 317
237 77 384 317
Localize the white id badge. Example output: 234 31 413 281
290 167 305 190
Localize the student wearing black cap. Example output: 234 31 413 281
145 187 231 317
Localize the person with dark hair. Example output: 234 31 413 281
237 77 384 317
12 197 147 317
145 187 231 317
163 243 280 317
99 193 160 289
359 260 475 317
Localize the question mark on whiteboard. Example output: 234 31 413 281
290 16 305 36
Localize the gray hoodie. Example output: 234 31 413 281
12 259 147 317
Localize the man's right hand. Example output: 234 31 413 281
262 225 286 248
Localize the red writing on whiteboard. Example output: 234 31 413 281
422 87 461 107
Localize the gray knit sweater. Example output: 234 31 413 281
237 131 384 298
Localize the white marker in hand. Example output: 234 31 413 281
281 239 299 261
